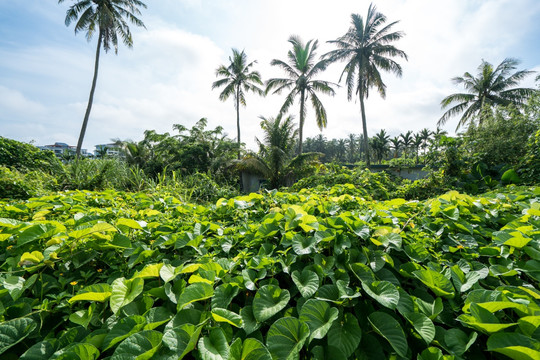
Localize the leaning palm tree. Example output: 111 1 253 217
325 4 407 167
438 58 536 130
236 115 321 189
212 49 264 158
266 35 336 155
59 0 147 157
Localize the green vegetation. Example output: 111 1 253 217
0 186 538 359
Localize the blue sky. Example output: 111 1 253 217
1 0 539 152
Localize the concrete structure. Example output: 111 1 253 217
94 143 122 157
39 142 88 157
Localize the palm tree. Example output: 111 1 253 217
236 115 321 189
346 133 357 163
389 136 401 158
438 58 536 130
59 0 146 157
325 4 407 167
266 35 336 155
371 129 390 164
419 128 432 158
400 130 413 158
212 49 264 158
413 133 423 164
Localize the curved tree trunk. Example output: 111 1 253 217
359 88 370 167
76 30 102 158
298 90 305 155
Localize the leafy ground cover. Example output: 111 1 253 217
0 186 539 359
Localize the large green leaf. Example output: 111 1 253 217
69 284 112 303
0 317 36 355
198 328 230 360
103 315 147 350
212 283 239 309
413 269 455 298
487 332 540 360
162 323 203 359
404 312 435 344
327 313 362 358
240 306 261 335
110 277 144 314
266 317 309 360
368 311 408 357
458 303 517 334
299 299 339 342
291 269 319 298
20 339 57 360
111 330 163 360
49 343 100 360
177 282 214 310
252 285 290 323
291 234 318 255
211 308 243 328
443 328 477 356
229 338 272 360
361 280 400 310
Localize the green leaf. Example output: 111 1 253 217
229 338 272 360
2 275 25 301
458 303 517 334
19 251 44 266
144 307 173 330
418 347 444 360
17 224 49 246
0 318 37 354
361 280 400 310
117 218 144 230
266 317 309 360
368 311 408 357
291 269 319 298
133 263 164 279
404 312 435 344
252 285 290 323
487 332 540 360
177 282 214 310
291 234 318 255
69 303 96 329
162 323 203 359
240 306 261 335
69 283 112 303
20 339 57 360
198 328 230 360
299 299 339 342
110 277 144 314
327 313 362 358
212 283 239 309
50 343 100 360
413 269 455 298
103 315 147 350
518 316 540 337
443 328 477 356
111 330 163 360
211 308 243 328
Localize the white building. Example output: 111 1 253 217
39 142 88 157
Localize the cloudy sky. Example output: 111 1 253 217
1 0 539 152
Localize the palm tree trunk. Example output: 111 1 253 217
298 90 305 155
359 89 370 167
236 86 241 160
76 30 102 158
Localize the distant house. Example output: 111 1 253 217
94 143 122 157
39 142 89 157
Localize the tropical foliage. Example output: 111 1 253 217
325 4 407 166
438 58 537 130
266 36 336 154
0 185 539 359
212 49 264 157
59 0 147 157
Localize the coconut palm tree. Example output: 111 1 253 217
59 0 147 157
212 49 264 158
413 133 423 164
236 115 321 189
418 128 432 157
400 130 413 158
389 136 401 158
438 58 536 130
371 129 390 164
325 4 407 167
266 35 336 155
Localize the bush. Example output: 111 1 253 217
0 166 58 199
0 136 61 172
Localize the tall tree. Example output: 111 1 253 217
266 35 336 155
59 0 147 157
389 136 401 158
438 58 536 130
325 4 407 167
371 129 390 164
400 130 413 158
212 49 264 158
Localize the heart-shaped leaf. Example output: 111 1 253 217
368 311 408 357
266 317 309 360
291 269 319 298
252 285 290 323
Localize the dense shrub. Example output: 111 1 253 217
0 136 61 172
0 166 58 199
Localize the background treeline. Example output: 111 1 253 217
1 92 539 203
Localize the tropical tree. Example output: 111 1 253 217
347 133 357 162
236 115 320 189
389 136 401 158
438 58 537 130
413 133 423 164
212 49 264 158
418 128 432 157
325 4 407 166
400 130 413 158
370 129 390 164
59 0 147 157
266 36 336 154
